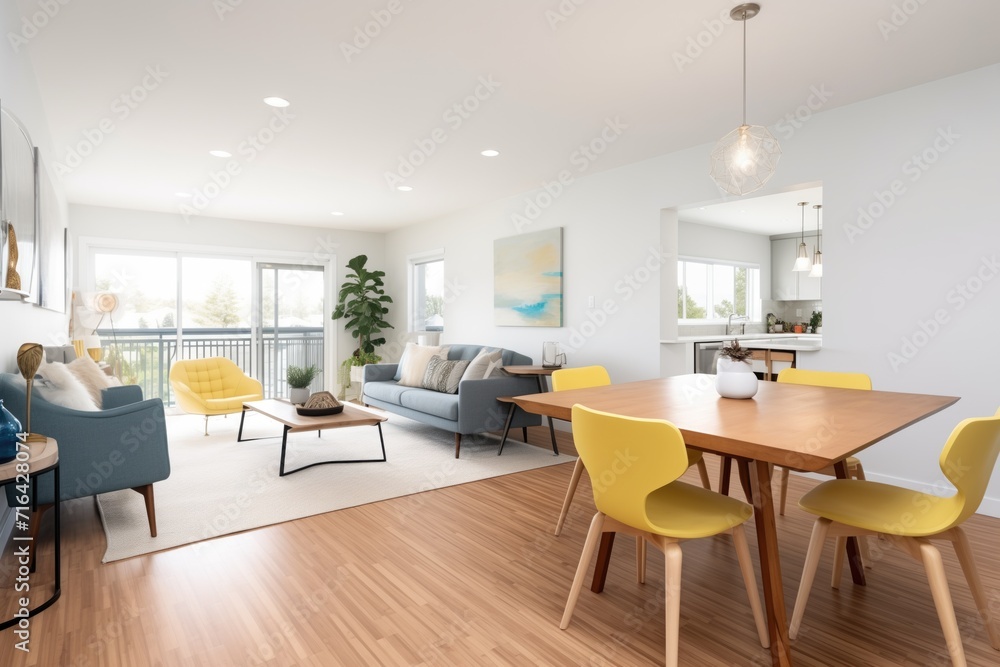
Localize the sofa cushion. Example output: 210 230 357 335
421 357 470 394
34 360 99 411
461 348 504 382
399 389 459 421
396 343 448 386
66 356 117 407
363 381 413 405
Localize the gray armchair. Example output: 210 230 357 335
0 372 170 537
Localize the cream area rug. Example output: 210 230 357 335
96 411 574 562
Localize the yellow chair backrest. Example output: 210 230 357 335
552 366 611 392
934 409 1000 529
571 404 689 532
169 357 247 398
777 368 872 391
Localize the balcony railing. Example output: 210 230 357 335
96 327 325 406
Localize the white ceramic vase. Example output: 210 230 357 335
289 387 310 405
715 357 758 399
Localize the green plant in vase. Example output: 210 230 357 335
331 254 393 395
287 364 318 404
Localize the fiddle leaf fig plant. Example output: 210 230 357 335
332 254 393 391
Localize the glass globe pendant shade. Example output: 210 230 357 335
710 124 781 196
808 250 823 277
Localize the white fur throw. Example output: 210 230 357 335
67 356 113 407
34 360 99 411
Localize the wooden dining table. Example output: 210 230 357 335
512 374 959 667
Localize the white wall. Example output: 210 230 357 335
385 63 1000 516
678 220 773 303
69 204 385 387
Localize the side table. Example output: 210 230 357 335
0 437 60 630
501 365 563 455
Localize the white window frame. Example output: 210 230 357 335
407 248 445 333
677 256 761 324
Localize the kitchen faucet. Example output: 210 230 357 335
727 314 749 336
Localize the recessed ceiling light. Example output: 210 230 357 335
397 185 413 192
481 149 500 157
209 150 232 158
175 192 191 198
330 211 344 216
263 97 290 108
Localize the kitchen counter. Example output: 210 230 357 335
662 333 822 351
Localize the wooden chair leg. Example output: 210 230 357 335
636 536 646 584
778 467 790 516
132 484 158 537
554 458 585 536
918 540 968 667
831 536 846 589
560 512 606 629
731 524 770 648
790 517 831 640
521 426 528 442
949 527 1000 649
663 542 683 667
718 455 732 496
696 457 711 490
454 433 461 459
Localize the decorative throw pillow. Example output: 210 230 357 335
34 360 99 411
397 343 447 387
460 348 505 382
66 356 114 407
421 357 471 394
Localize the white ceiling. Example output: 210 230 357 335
17 1 1000 232
678 185 824 236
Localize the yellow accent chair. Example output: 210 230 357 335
789 409 1000 667
169 357 263 435
551 366 711 537
560 405 769 667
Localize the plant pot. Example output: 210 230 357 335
715 358 758 399
349 365 364 383
289 387 310 405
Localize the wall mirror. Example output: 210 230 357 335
1 103 38 300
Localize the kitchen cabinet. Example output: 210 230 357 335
771 235 821 300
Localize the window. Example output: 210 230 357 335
677 258 760 322
410 253 444 332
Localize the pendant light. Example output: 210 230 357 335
709 3 781 196
792 201 812 272
809 204 823 277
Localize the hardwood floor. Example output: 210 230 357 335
1 452 998 666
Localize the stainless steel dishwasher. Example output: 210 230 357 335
694 341 724 374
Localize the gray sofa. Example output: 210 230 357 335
362 344 541 457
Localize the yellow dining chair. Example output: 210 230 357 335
789 409 1000 667
775 368 873 516
551 366 711 537
169 357 264 435
560 405 769 667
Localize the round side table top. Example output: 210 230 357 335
503 365 565 377
0 436 58 483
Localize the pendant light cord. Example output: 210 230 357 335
742 9 747 126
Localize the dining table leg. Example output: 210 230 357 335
590 533 616 593
751 459 794 667
833 460 867 586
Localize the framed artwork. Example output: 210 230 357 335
494 227 563 327
36 149 67 312
1 104 38 300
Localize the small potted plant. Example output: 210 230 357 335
287 364 318 404
715 340 758 399
809 310 822 334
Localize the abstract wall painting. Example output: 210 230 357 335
494 227 563 327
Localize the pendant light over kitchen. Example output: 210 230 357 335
809 204 823 278
709 3 781 196
792 201 812 272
